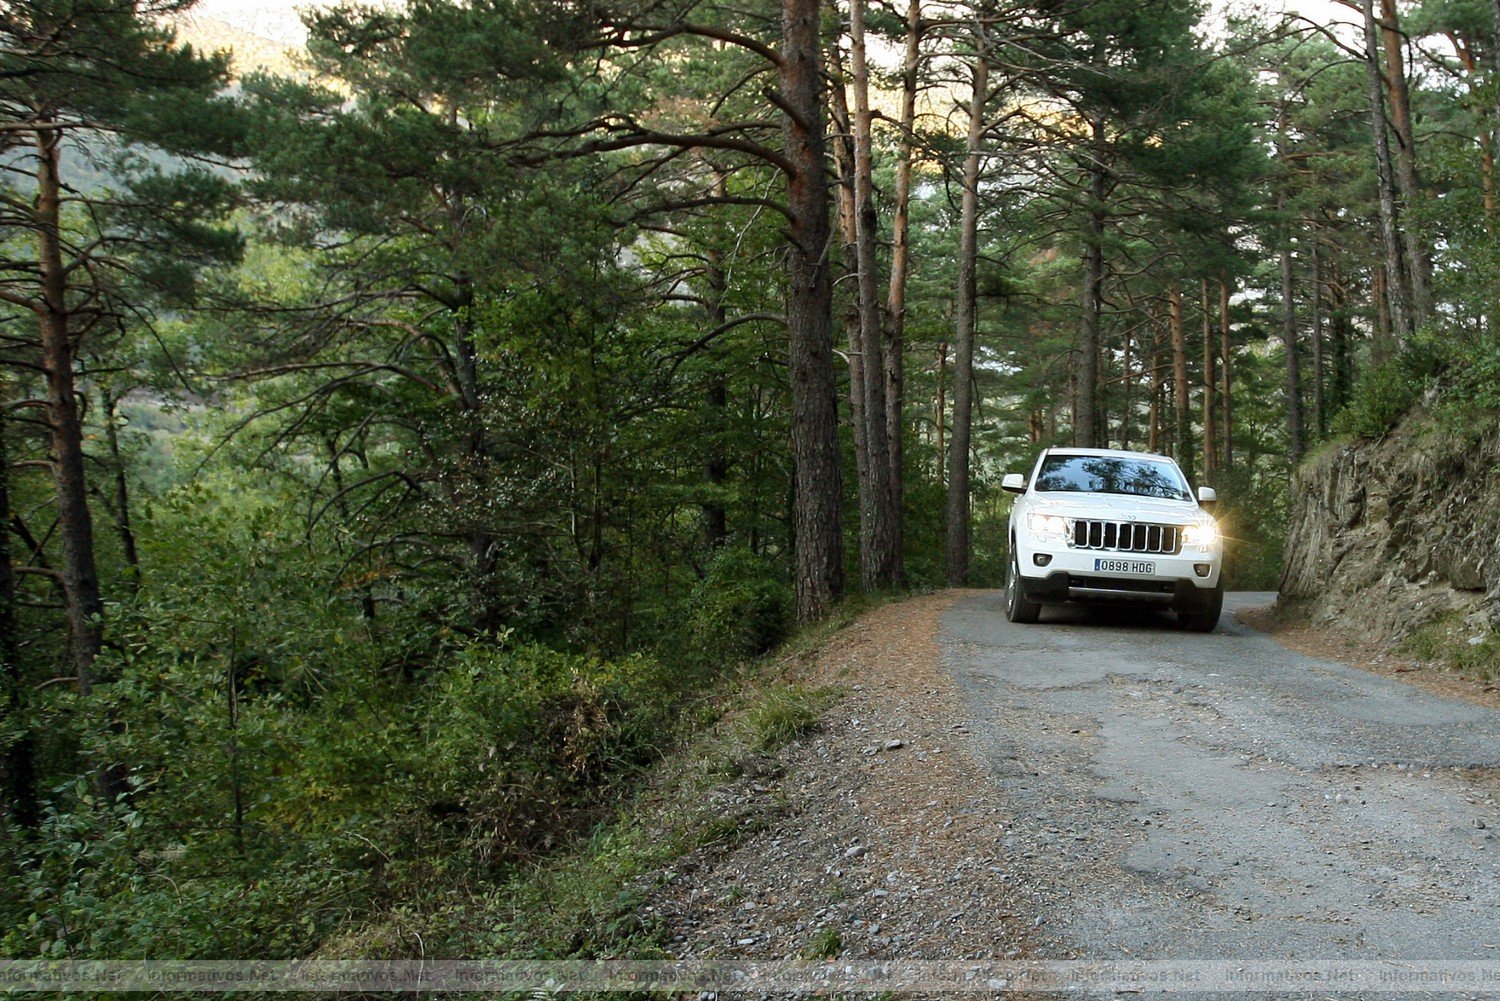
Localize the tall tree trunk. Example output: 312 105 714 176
935 341 947 480
1276 101 1304 465
946 35 986 586
1219 280 1233 472
0 392 39 830
1310 232 1325 438
1149 303 1164 453
100 388 141 594
1076 117 1107 448
1201 279 1216 476
1170 287 1194 483
1280 236 1303 464
1121 323 1132 450
1329 255 1354 414
849 0 898 589
781 0 844 619
884 0 921 584
37 125 104 693
1378 0 1431 323
1372 262 1393 363
1362 0 1415 350
829 76 871 574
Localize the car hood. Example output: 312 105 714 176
1026 493 1209 522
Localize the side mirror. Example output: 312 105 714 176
1002 473 1026 494
1197 486 1218 507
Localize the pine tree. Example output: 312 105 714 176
0 0 243 689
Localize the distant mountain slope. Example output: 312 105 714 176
170 13 302 79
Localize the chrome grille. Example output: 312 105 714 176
1071 520 1180 555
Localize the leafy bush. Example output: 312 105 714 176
1331 330 1498 441
413 643 682 863
1331 358 1420 440
1434 330 1500 434
685 548 792 661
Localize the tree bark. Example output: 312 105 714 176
1310 232 1325 438
884 0 922 584
1279 235 1303 464
1362 0 1414 350
101 388 141 594
946 35 986 586
1276 101 1304 464
849 0 899 589
829 75 871 574
935 341 947 480
1219 280 1233 472
37 125 105 693
1076 117 1108 448
1170 287 1194 482
1378 0 1431 323
781 0 844 619
1372 263 1393 363
1329 255 1354 414
1149 303 1164 453
1201 279 1216 475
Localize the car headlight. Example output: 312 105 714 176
1182 522 1219 548
1027 512 1069 538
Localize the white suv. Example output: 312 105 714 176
1002 447 1224 631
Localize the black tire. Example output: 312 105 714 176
1005 548 1042 624
1179 582 1224 633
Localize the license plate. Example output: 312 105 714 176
1095 558 1155 575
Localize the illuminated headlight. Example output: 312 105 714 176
1182 522 1219 548
1027 513 1069 538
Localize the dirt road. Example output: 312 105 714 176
639 591 1497 996
942 591 1499 966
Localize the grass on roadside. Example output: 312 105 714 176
1400 612 1499 683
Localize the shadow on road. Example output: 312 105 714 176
1032 601 1183 632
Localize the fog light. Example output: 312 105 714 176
1194 563 1211 578
1034 554 1052 567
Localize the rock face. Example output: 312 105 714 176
1280 414 1499 645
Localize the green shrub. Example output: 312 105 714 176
1332 329 1499 441
686 548 792 661
1434 330 1500 433
1331 358 1420 440
415 644 683 863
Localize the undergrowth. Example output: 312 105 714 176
309 600 863 964
1331 329 1499 442
1400 613 1499 684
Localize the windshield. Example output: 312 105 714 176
1033 455 1191 500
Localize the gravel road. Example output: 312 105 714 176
942 591 1499 977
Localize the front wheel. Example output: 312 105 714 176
1178 582 1224 633
1005 548 1042 624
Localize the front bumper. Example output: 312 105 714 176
1013 541 1221 608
